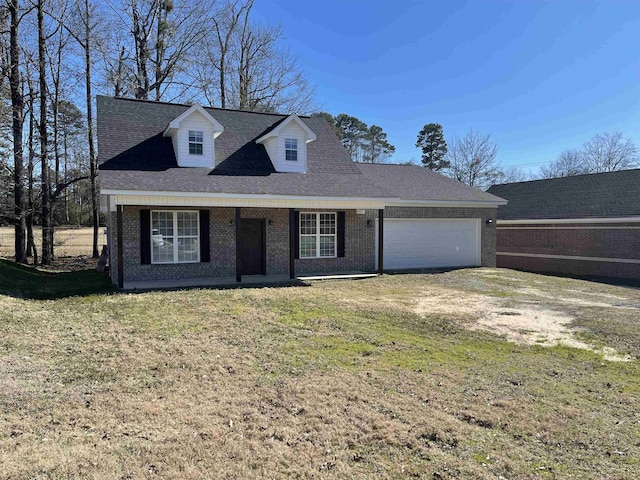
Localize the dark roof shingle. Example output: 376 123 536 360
97 96 505 204
356 163 505 203
487 169 640 219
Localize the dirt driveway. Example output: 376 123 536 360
411 269 640 361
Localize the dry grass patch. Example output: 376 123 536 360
0 226 106 258
1 264 639 478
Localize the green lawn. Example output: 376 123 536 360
0 260 639 479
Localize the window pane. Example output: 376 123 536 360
300 213 316 235
152 211 173 238
189 143 203 155
189 130 203 142
177 211 198 237
319 235 335 257
285 149 297 161
153 237 174 263
300 236 316 258
285 138 298 161
285 138 297 149
319 213 335 235
178 237 199 262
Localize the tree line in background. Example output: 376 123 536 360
413 123 639 189
1 0 315 264
303 110 638 190
539 132 639 179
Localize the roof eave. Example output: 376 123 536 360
255 113 317 144
162 103 225 138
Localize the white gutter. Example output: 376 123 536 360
100 189 506 209
386 199 506 208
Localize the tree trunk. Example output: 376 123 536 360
38 0 52 265
27 80 36 262
154 2 167 101
85 0 99 257
219 50 225 108
132 0 152 100
50 38 62 257
9 0 26 263
64 132 69 224
115 46 125 97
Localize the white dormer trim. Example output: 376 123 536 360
256 114 316 173
163 104 224 168
255 113 316 145
163 104 224 138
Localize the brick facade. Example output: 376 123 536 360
107 205 498 286
497 222 640 280
295 209 377 274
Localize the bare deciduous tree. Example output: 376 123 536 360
499 165 530 184
232 17 314 113
65 0 100 255
37 0 54 264
581 132 638 173
106 0 209 101
6 0 27 262
539 149 587 179
196 0 252 107
445 129 501 188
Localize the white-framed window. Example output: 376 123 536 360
285 138 298 161
299 212 336 258
188 130 204 155
151 210 200 264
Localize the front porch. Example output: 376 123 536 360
106 200 385 289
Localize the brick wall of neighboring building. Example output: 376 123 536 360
384 206 498 267
497 222 640 280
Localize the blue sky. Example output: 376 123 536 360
252 0 640 173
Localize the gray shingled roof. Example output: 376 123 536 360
487 169 640 220
97 95 505 204
356 163 505 203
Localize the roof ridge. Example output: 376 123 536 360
99 95 311 119
354 162 421 167
492 167 640 188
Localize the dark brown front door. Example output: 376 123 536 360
240 219 266 275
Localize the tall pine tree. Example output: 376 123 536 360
416 123 448 170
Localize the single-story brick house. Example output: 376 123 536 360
487 169 640 281
97 96 506 289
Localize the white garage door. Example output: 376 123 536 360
376 218 481 270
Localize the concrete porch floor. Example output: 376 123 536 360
123 272 378 291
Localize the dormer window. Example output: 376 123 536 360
255 113 316 173
163 104 224 168
189 130 204 155
285 138 298 161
